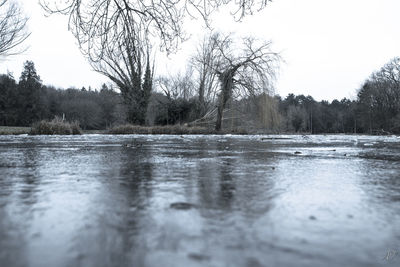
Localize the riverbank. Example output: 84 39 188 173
0 125 248 135
1 125 398 136
0 126 31 135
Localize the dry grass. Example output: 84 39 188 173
1 124 247 135
30 118 82 135
108 124 248 135
0 126 31 135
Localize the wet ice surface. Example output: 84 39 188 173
0 134 400 267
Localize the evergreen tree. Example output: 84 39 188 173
0 73 18 125
17 60 44 126
142 58 153 123
124 57 153 125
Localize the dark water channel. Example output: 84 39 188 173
0 134 400 267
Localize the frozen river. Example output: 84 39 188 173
0 134 399 267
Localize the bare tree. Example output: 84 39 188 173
357 57 400 133
0 0 30 58
190 32 220 114
212 34 281 131
88 16 154 124
156 67 195 100
44 0 155 124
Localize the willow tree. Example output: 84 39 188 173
212 34 281 131
0 0 30 58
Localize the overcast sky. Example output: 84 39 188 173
1 0 399 101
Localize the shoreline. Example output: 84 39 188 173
0 126 398 136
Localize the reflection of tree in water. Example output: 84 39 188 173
358 158 400 208
71 139 154 267
0 142 40 204
0 140 42 267
19 145 41 205
196 139 277 217
119 141 154 209
196 140 236 210
217 158 236 208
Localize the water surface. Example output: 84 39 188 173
0 134 399 267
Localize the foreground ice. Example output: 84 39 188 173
0 134 399 267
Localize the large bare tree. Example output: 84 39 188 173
0 0 30 58
43 0 157 124
211 34 281 131
89 16 154 124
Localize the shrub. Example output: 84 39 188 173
30 117 82 135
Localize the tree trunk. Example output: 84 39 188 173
215 69 235 131
198 77 206 116
215 98 225 131
199 75 205 106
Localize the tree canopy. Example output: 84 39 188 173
357 57 400 133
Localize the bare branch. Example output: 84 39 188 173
40 0 272 56
0 0 30 58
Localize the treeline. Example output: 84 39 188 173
0 61 123 129
1 57 400 134
148 56 400 135
0 61 203 129
273 58 400 134
274 94 357 134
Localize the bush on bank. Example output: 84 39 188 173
30 118 82 135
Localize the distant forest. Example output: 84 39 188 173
1 57 400 134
